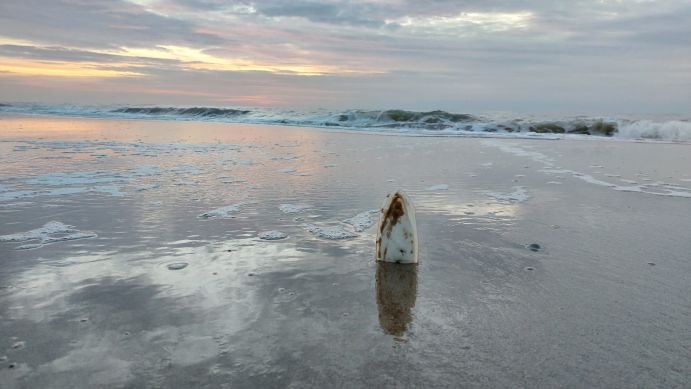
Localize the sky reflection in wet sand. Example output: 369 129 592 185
1 117 691 388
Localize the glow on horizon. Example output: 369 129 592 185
114 45 361 76
0 43 382 79
0 57 145 78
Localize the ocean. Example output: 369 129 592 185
2 102 690 141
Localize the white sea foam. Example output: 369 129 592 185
614 186 644 193
426 184 449 191
659 183 689 191
279 204 311 214
258 231 288 240
618 120 691 142
481 141 555 166
484 141 691 199
543 169 691 198
304 224 358 240
343 210 379 232
200 204 243 218
653 190 691 198
0 221 97 250
0 185 125 201
486 187 529 203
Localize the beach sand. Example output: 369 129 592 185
1 116 690 388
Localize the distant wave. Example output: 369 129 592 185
1 103 690 141
111 106 250 117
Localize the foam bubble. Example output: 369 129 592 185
199 204 243 218
0 221 97 249
343 210 379 232
486 187 529 203
304 224 358 240
279 204 311 214
258 231 288 240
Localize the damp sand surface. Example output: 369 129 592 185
1 116 690 388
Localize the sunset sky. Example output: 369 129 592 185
1 0 689 113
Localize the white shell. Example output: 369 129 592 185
375 191 419 263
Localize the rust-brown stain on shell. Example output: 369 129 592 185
379 193 406 240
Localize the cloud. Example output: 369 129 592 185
250 1 392 28
0 0 223 49
0 44 179 65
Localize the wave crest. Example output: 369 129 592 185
617 120 691 142
112 107 250 117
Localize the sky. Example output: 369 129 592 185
0 0 690 113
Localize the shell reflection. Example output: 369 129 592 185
375 261 418 337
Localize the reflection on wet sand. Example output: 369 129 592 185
375 261 418 337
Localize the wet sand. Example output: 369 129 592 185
1 116 690 388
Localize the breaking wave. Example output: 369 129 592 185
111 106 250 117
1 103 690 141
616 120 691 142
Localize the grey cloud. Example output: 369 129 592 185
252 1 391 28
170 0 231 10
0 44 181 66
0 0 223 49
